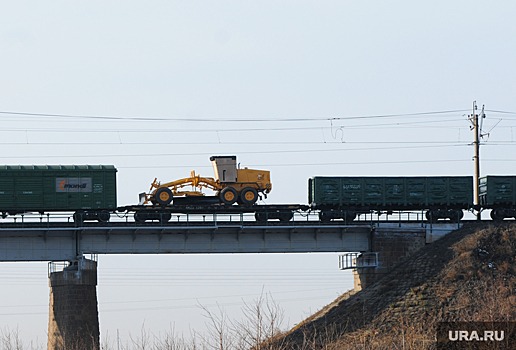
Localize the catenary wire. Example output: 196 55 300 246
0 109 470 122
0 118 469 132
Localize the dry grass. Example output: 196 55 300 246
269 223 516 349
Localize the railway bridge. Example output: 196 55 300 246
0 217 460 349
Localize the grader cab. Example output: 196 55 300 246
143 156 271 207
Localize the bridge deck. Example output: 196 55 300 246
0 221 373 261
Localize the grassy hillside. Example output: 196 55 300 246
267 223 516 349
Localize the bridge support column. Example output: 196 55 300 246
47 257 99 350
354 228 426 291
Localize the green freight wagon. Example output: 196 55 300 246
479 176 516 220
309 176 473 222
0 165 117 222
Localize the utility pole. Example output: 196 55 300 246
469 101 484 220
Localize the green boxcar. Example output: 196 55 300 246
0 165 117 213
479 176 516 207
309 176 473 210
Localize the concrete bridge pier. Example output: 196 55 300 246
47 257 99 350
353 227 427 291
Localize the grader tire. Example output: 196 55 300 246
155 187 173 206
239 187 258 206
220 187 238 205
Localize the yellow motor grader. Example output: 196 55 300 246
141 156 272 207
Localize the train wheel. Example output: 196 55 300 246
425 210 438 222
220 187 238 205
239 187 258 206
159 212 172 224
490 209 504 221
73 211 85 223
342 211 357 223
98 210 111 223
279 212 293 222
449 210 463 223
319 211 331 222
134 211 146 223
255 212 267 222
155 187 173 206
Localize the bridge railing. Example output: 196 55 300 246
339 252 379 270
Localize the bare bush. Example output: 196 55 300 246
232 292 285 349
0 327 23 350
197 303 235 350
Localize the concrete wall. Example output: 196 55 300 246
48 258 99 350
354 228 426 290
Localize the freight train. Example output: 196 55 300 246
0 156 515 223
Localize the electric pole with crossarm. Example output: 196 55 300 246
469 101 485 220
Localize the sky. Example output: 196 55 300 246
1 0 516 345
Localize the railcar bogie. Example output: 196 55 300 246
489 208 516 221
425 209 464 223
73 210 112 223
133 210 172 223
318 210 357 223
254 210 294 222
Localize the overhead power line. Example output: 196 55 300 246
115 159 475 170
0 117 468 133
485 109 516 115
0 143 471 161
0 109 470 122
0 141 470 146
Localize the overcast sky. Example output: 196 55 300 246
1 0 516 345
